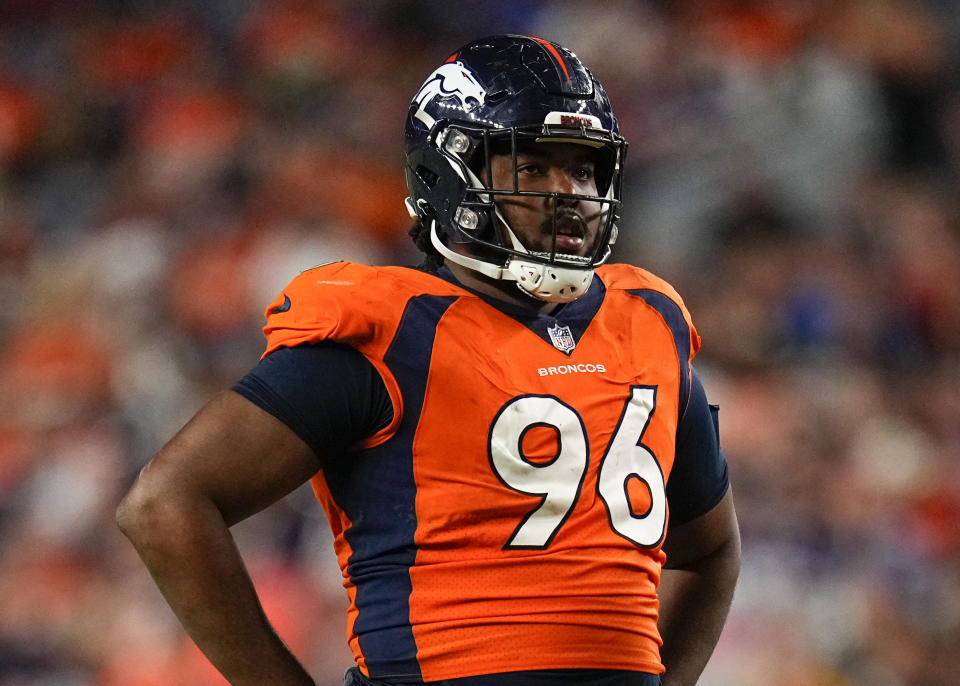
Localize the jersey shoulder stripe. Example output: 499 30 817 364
597 263 701 360
627 288 696 416
598 264 701 416
261 263 466 450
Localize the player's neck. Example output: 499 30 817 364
443 260 560 314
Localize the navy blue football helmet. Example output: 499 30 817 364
404 35 627 302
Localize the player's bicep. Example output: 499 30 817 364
139 390 321 527
662 487 738 569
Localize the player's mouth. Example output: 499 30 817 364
552 213 587 253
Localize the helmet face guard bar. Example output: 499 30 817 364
432 121 627 272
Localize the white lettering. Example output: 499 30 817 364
536 362 608 376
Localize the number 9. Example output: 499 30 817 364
489 396 588 549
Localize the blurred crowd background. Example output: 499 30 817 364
1 1 959 684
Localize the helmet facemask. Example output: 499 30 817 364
416 116 626 303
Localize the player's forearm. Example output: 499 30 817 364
116 479 315 686
657 534 740 686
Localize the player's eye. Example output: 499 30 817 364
573 164 595 181
516 162 544 176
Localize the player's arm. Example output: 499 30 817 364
116 390 319 685
658 368 741 686
116 343 391 686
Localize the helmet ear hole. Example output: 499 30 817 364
416 165 440 189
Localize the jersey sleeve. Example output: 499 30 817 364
232 342 394 461
257 262 406 448
665 366 730 525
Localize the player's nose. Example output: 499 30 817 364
545 167 579 203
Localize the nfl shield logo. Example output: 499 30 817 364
548 323 577 353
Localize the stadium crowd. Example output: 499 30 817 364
1 1 958 684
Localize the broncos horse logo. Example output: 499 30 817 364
412 61 487 128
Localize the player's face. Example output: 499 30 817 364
487 142 604 257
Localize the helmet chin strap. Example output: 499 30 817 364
506 258 595 303
429 220 595 303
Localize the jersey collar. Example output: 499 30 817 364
433 265 606 355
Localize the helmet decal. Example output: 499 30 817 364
412 61 487 129
527 35 571 82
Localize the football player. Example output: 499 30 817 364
117 35 740 686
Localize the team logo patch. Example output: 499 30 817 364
547 323 577 353
412 61 486 128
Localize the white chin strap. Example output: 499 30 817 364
429 220 595 303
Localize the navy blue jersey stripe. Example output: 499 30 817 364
341 294 458 679
626 289 693 417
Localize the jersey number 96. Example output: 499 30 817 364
488 386 666 550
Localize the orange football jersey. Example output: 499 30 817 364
262 261 700 682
